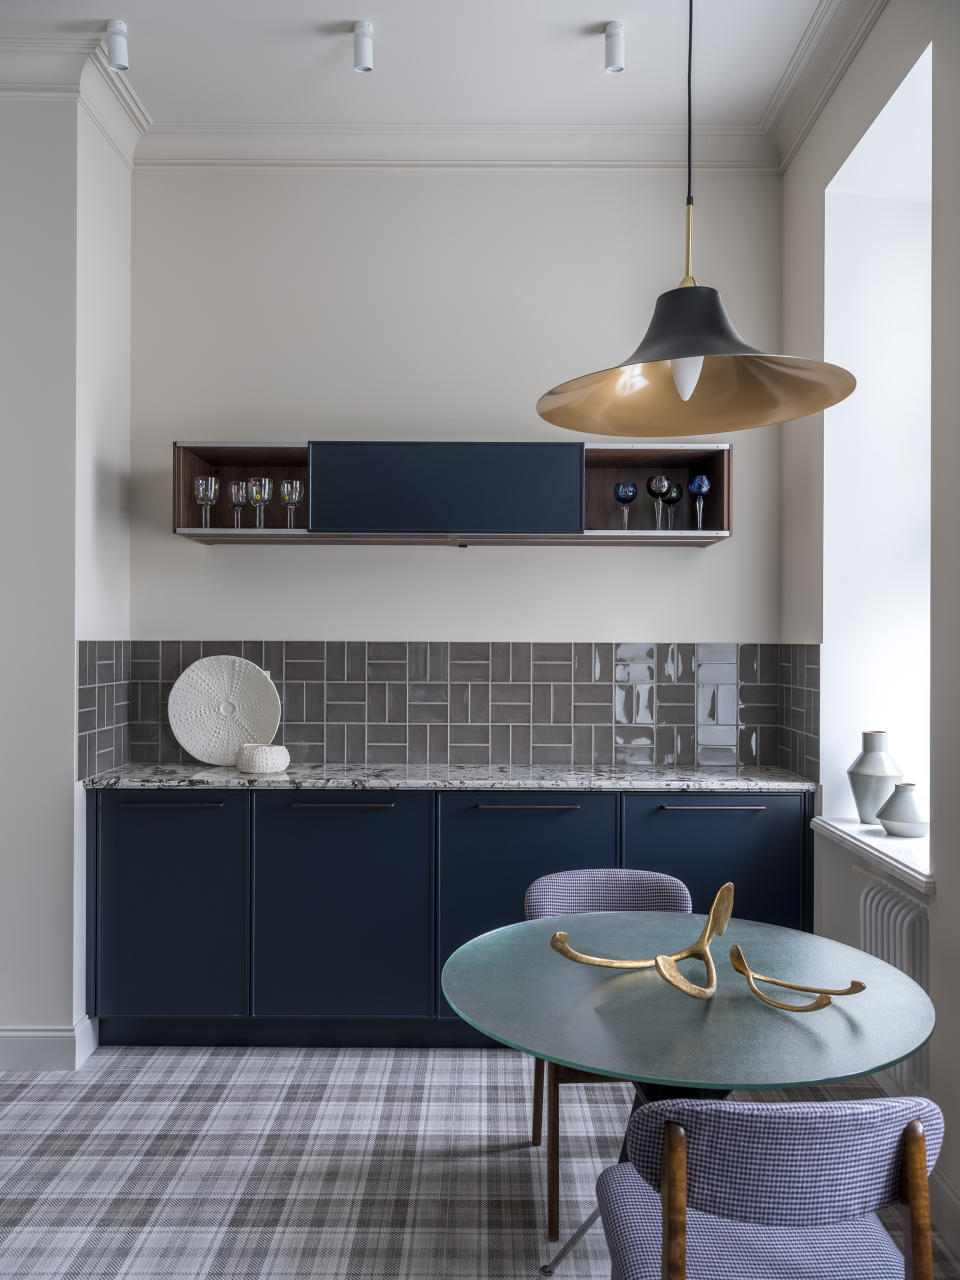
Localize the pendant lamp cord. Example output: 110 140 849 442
686 0 693 206
681 0 695 283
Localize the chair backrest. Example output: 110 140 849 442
626 1096 944 1226
524 868 692 919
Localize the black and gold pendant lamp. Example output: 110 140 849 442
535 0 856 438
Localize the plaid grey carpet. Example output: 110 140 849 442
0 1047 956 1279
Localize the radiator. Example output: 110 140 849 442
858 876 930 1093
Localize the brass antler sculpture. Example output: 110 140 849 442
729 945 866 1012
549 882 865 1012
654 882 734 999
550 882 734 999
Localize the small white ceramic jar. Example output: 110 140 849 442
235 743 290 774
876 782 928 839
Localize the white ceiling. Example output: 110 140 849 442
3 0 826 129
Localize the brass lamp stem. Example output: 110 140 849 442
679 200 696 288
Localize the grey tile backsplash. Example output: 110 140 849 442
77 641 131 781
79 640 819 782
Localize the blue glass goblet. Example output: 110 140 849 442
688 474 712 531
613 482 638 531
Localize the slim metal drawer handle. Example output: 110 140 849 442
117 802 226 809
658 804 767 812
288 802 396 810
474 804 582 811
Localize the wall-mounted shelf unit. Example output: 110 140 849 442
173 441 731 547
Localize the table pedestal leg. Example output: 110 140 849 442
537 1083 728 1277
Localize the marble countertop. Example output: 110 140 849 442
84 762 816 792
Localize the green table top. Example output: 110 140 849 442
441 912 935 1091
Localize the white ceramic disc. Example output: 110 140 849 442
168 656 281 766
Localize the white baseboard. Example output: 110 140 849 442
0 1017 98 1071
74 1016 98 1067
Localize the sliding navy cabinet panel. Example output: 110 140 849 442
308 442 584 534
97 790 249 1017
252 791 434 1017
622 793 805 929
437 791 618 1017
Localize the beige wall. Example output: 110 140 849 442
782 0 960 1249
929 6 960 1247
0 58 133 1067
73 70 133 1036
76 89 132 641
0 99 79 1061
130 166 782 640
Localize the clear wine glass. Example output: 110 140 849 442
279 479 305 530
688 474 712 531
612 482 638 531
247 477 273 530
661 482 683 530
228 481 249 529
192 475 219 529
645 474 671 532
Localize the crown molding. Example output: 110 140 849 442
0 11 892 176
133 121 779 172
79 45 151 167
0 35 95 96
0 34 150 164
762 0 890 171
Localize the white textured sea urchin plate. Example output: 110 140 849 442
168 656 281 766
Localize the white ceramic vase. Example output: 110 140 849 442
846 730 901 824
235 743 290 774
876 783 929 839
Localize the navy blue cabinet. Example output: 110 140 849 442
622 793 807 929
308 442 584 534
96 791 248 1017
437 791 618 1017
91 784 810 1043
252 791 434 1017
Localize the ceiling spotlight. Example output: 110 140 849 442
353 21 373 73
105 19 128 72
604 22 624 74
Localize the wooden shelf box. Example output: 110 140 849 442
173 440 731 547
173 442 309 534
583 443 731 536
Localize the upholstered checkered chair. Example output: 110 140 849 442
598 1096 944 1280
524 868 693 1241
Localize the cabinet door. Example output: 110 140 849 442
622 793 805 928
308 442 584 534
438 791 618 1017
97 791 249 1017
253 791 434 1017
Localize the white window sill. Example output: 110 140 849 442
811 816 933 895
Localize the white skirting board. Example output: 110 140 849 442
0 1017 98 1071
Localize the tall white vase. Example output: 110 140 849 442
847 730 901 824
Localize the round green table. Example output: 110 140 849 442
443 912 935 1274
442 910 935 1092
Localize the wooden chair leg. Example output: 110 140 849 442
532 1056 544 1146
900 1119 934 1280
660 1121 687 1280
547 1060 561 1240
